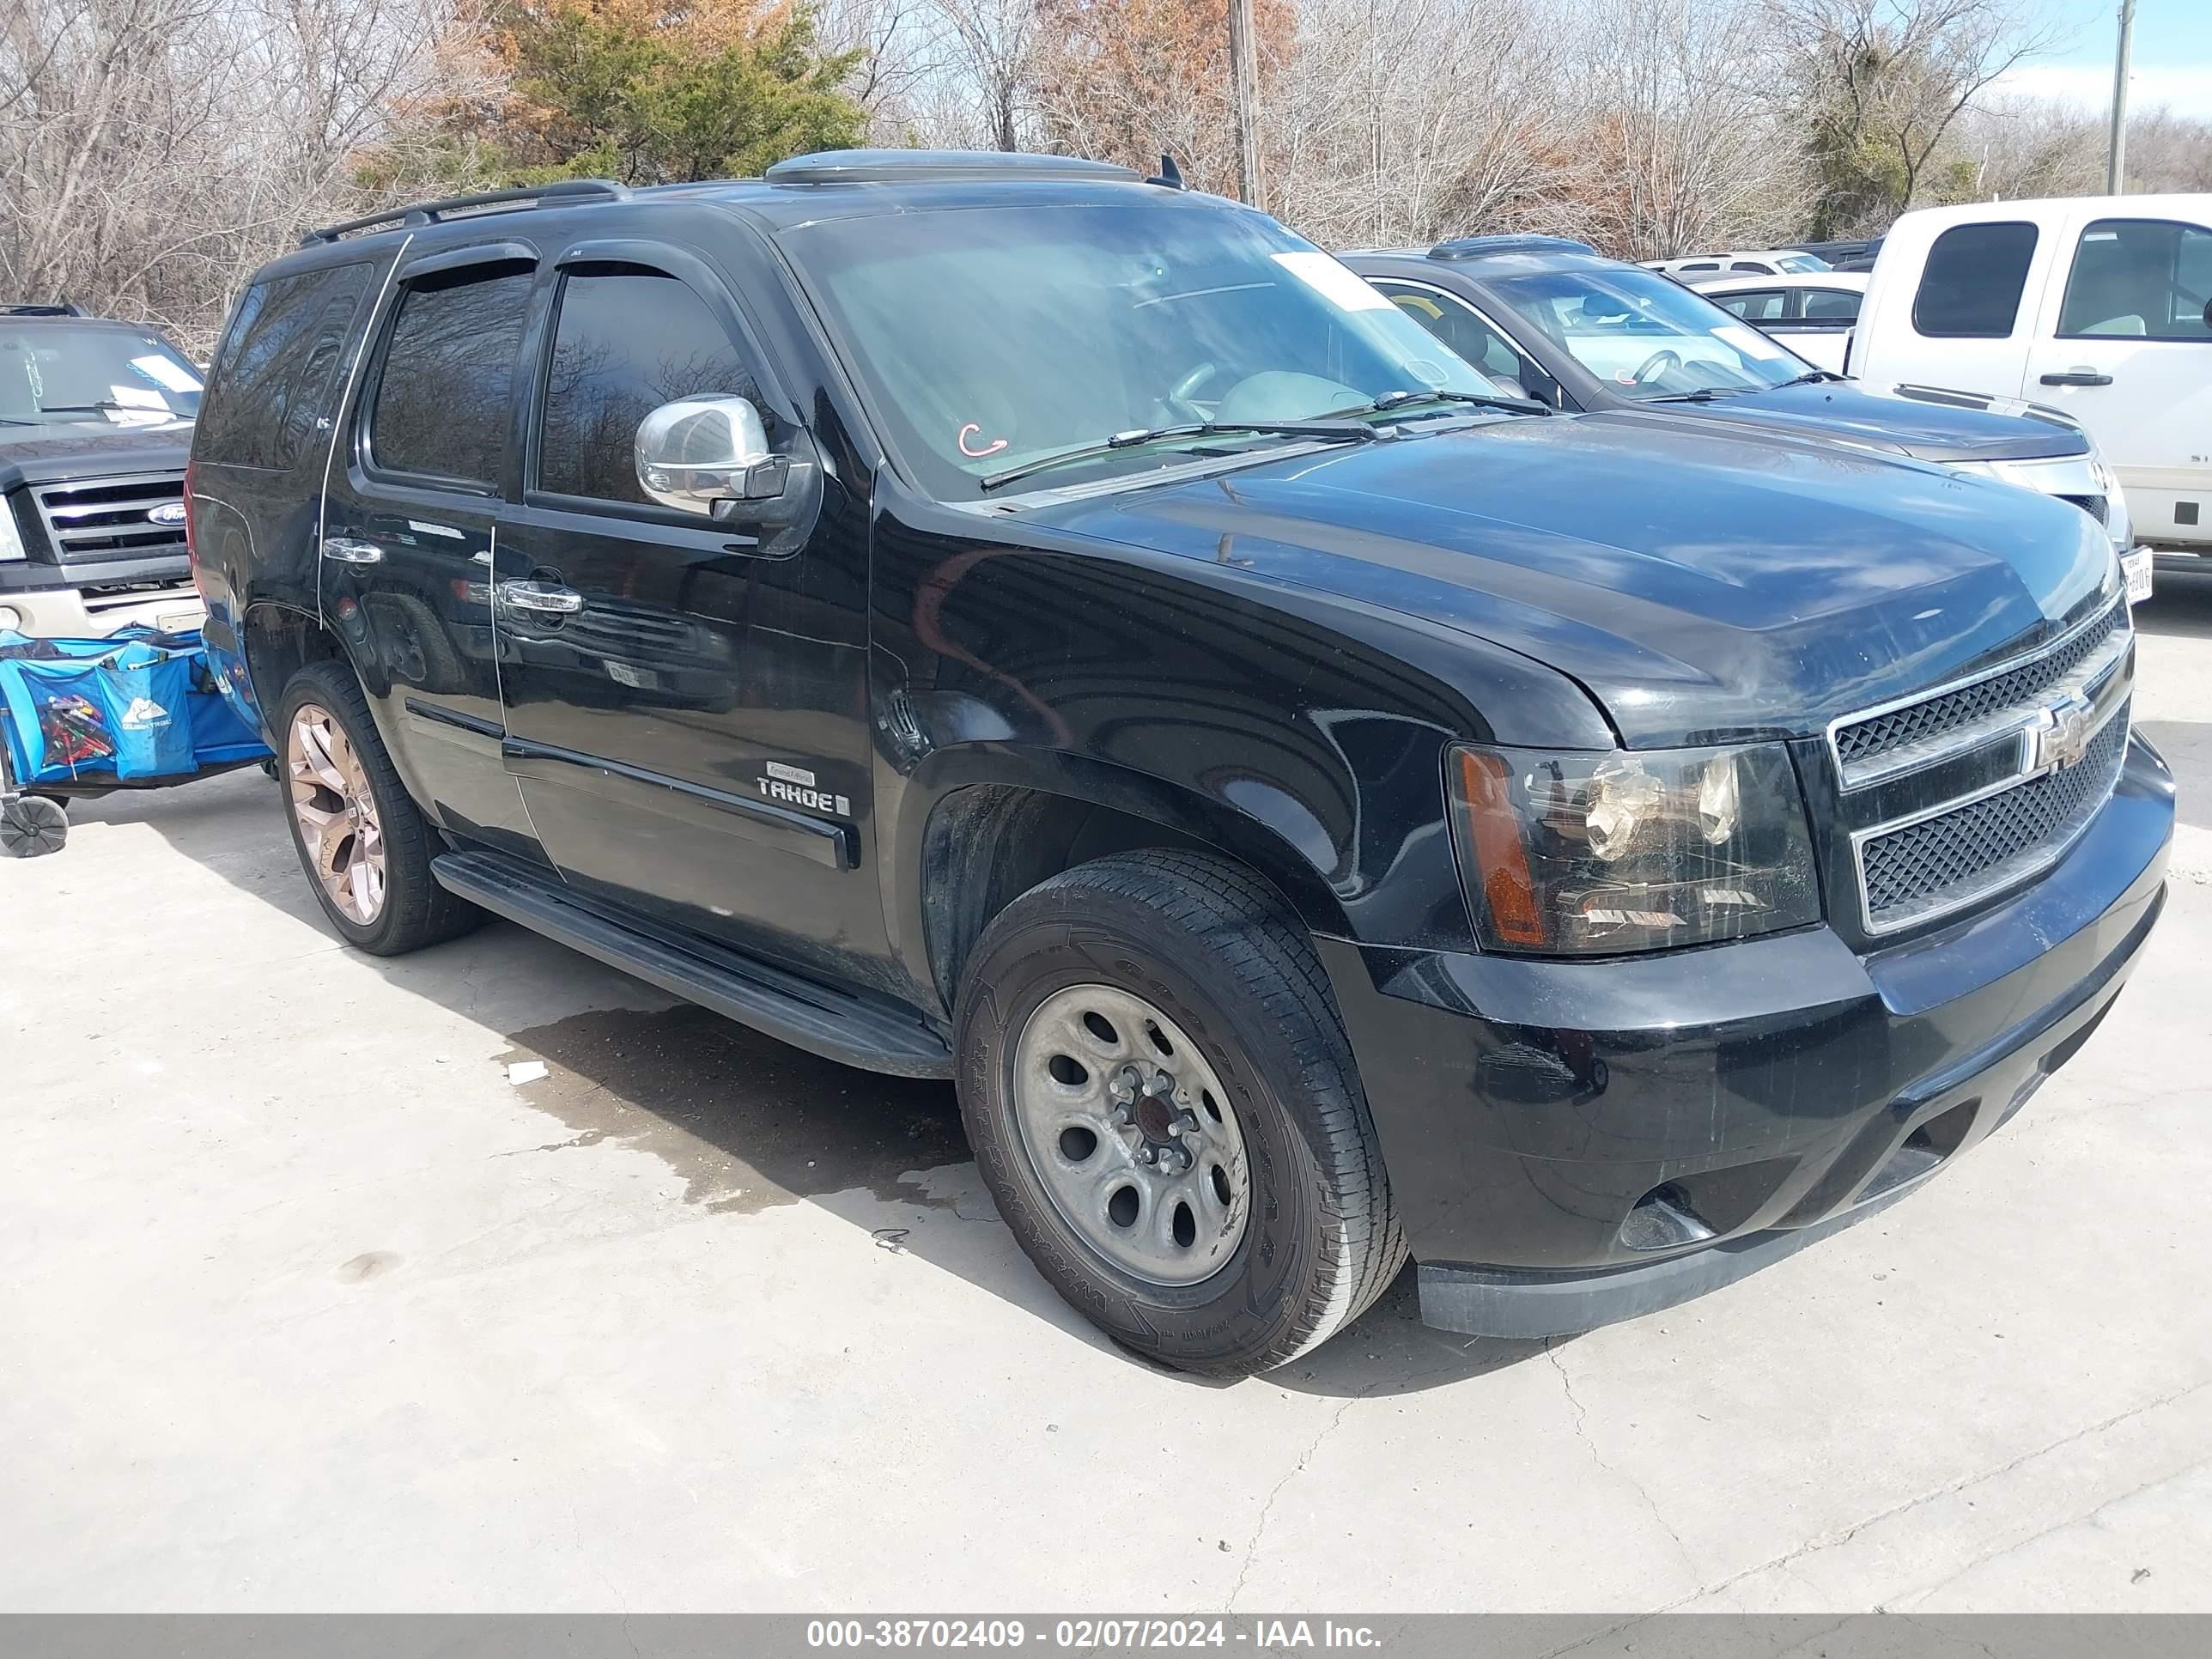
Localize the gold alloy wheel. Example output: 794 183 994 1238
287 703 387 925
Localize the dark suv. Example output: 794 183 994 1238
1 305 204 637
191 152 2172 1376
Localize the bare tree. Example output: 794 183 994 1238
0 0 485 351
1766 0 2062 234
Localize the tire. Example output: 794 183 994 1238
273 659 479 955
955 849 1406 1376
0 795 68 858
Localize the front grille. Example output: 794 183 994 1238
1859 705 2130 930
2058 492 2109 526
1833 599 2127 770
30 471 187 559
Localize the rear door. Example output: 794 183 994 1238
2021 210 2212 548
319 243 543 860
494 242 880 975
1876 217 2052 397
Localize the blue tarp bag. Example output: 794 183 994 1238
0 627 263 785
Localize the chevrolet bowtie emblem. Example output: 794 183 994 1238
2033 690 2095 771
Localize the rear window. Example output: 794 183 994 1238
1912 222 2038 338
368 265 532 486
198 264 375 470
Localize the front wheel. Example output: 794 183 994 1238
955 850 1405 1376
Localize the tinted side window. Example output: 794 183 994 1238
1717 289 1784 320
1912 222 2038 338
1730 261 1771 273
536 268 763 506
369 265 532 485
199 264 374 470
2057 218 2212 341
1802 288 1861 320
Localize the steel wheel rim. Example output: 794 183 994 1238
287 702 387 925
1011 982 1251 1287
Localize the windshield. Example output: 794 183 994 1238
1777 253 1831 273
0 324 202 425
784 202 1500 500
1482 266 1808 399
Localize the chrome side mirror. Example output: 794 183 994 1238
635 396 774 515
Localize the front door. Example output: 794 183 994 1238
495 252 883 979
2021 210 2212 550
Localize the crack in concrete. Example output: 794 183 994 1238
1660 1377 2212 1612
1226 1389 1369 1613
1544 1338 1700 1583
1896 1449 2212 1610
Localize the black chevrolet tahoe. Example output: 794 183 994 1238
190 152 2172 1377
0 305 204 638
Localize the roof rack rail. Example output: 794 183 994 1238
301 179 631 246
1428 234 1596 260
764 149 1139 185
1 301 84 317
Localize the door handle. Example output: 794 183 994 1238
320 536 384 564
499 579 585 615
2039 368 2114 387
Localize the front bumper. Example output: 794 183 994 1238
0 573 204 639
1320 733 2174 1337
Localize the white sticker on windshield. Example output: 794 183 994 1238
1712 323 1790 362
131 353 203 393
108 384 167 409
1272 252 1393 313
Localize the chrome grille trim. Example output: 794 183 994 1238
1826 590 2129 787
30 471 188 558
1850 698 2130 936
1826 586 2136 936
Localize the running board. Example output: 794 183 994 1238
431 851 953 1078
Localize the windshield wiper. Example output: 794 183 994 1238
978 419 1378 492
38 401 148 415
1352 388 1551 417
1768 370 1847 388
0 415 37 426
1646 386 1761 404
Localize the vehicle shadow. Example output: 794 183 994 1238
2135 565 2212 640
65 766 1537 1396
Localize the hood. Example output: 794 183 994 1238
1027 412 2116 748
1650 380 2086 465
0 418 194 493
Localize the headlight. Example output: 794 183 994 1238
0 495 25 562
1447 741 1821 955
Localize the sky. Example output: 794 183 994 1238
1988 1 2212 119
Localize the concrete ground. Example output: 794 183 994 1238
4 584 2211 1616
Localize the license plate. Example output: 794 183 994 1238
2123 549 2154 605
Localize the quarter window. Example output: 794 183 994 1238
368 265 532 486
1802 289 1861 321
2057 218 2212 341
536 268 763 506
1912 222 2038 338
200 265 373 470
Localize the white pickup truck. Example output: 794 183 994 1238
1844 196 2211 567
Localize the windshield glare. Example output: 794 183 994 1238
1778 253 1831 273
1484 267 1807 399
0 325 202 424
786 204 1501 499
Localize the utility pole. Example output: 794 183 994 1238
2106 0 2136 195
1227 0 1263 211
